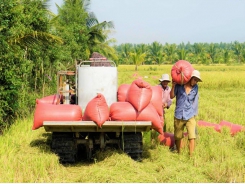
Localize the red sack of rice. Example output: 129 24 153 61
117 84 130 102
159 115 164 129
198 120 221 133
109 102 137 121
219 120 244 136
158 132 188 148
136 103 163 135
171 60 194 85
158 132 175 147
151 85 163 116
83 93 109 128
32 104 82 130
36 94 59 104
126 79 152 112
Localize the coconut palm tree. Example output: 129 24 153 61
8 0 63 49
148 41 163 65
177 48 187 60
191 43 206 63
130 47 146 71
164 43 177 64
87 19 116 59
207 43 218 64
116 43 133 64
232 41 243 63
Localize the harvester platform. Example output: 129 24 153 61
43 121 152 133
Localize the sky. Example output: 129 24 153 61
49 0 245 45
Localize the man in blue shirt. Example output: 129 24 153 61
170 70 202 156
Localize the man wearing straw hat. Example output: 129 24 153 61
170 70 202 156
159 74 173 132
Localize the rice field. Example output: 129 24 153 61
0 64 245 183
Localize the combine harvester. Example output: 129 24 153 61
33 58 160 163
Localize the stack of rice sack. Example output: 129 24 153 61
112 79 164 135
32 79 164 135
67 79 164 134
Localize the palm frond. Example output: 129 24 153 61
8 31 63 48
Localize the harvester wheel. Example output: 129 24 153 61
121 132 143 161
51 132 77 164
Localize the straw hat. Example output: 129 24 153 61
191 70 202 82
159 74 170 82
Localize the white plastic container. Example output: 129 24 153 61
77 64 117 111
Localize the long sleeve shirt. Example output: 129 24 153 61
159 85 172 109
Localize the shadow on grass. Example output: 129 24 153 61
29 132 152 166
29 132 52 153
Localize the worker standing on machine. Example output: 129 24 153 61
70 85 76 104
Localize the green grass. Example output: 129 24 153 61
0 64 245 182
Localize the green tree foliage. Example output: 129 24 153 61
207 43 218 64
0 0 117 129
87 19 117 61
148 41 163 65
164 43 177 64
176 48 188 61
115 42 245 66
222 48 232 64
114 43 133 64
129 47 146 71
0 0 22 127
190 43 205 63
55 0 89 67
0 0 54 127
176 42 189 61
232 41 243 63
